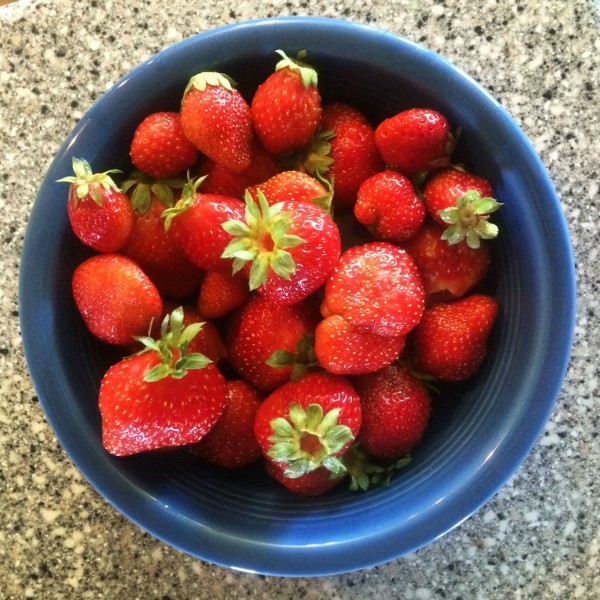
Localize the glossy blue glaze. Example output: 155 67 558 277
19 17 576 576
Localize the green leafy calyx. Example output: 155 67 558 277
184 71 237 95
274 49 318 88
160 174 206 231
57 157 122 206
265 333 320 383
121 169 186 214
342 444 412 491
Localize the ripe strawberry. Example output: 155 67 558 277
120 174 201 299
246 170 333 212
253 371 362 482
251 50 322 154
196 266 249 319
314 315 406 375
222 191 341 305
422 167 502 249
58 157 134 252
226 294 320 391
403 219 491 300
189 380 263 469
265 459 346 496
354 170 426 243
412 294 499 381
162 177 245 271
353 364 431 461
72 253 162 346
374 108 455 176
316 102 384 208
321 242 425 337
129 111 199 179
180 72 252 173
99 307 227 456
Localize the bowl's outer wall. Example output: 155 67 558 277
19 17 576 576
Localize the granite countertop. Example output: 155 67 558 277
2 0 599 597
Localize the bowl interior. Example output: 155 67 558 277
19 17 575 576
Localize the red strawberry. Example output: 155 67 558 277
196 266 250 320
403 219 491 300
99 307 227 456
189 379 263 469
129 112 199 179
58 157 134 252
317 102 384 208
374 108 455 176
314 315 406 375
251 50 322 154
254 371 362 483
354 170 426 243
120 175 201 299
265 459 345 496
72 253 162 346
180 72 252 173
222 192 341 305
162 177 245 271
197 141 281 199
246 170 333 212
422 167 502 249
412 294 499 381
226 295 320 391
321 242 425 337
353 364 431 461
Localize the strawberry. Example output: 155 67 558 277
162 177 245 271
316 102 384 208
99 307 227 456
225 294 320 391
353 364 431 461
72 253 162 346
403 219 491 300
120 174 201 299
246 170 333 212
189 379 263 469
422 167 502 249
129 111 199 179
314 315 406 375
58 157 134 252
374 108 455 176
221 191 341 305
412 294 499 381
253 371 362 482
265 459 345 496
321 242 425 338
180 72 252 173
354 170 426 243
251 50 322 155
196 266 249 320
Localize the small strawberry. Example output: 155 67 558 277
265 459 345 496
99 307 227 456
314 315 406 375
422 167 502 249
129 111 199 179
72 253 162 346
321 242 425 337
374 108 455 176
225 294 320 391
196 266 249 320
412 294 499 381
221 191 341 305
354 170 426 243
180 72 252 173
403 219 491 300
353 364 431 461
253 371 362 481
58 157 133 252
189 379 263 469
251 50 322 155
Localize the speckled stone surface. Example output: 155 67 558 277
1 0 599 597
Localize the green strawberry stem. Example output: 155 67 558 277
268 402 354 478
121 169 186 213
161 175 206 231
221 190 305 290
265 333 320 382
438 189 503 249
57 157 122 205
133 306 211 382
274 49 318 88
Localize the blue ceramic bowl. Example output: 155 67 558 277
19 17 575 576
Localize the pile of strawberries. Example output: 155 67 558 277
59 50 501 496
